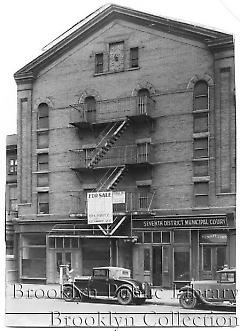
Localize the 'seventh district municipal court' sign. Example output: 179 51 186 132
133 216 228 229
87 191 113 224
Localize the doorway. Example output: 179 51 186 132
152 247 162 286
55 251 72 282
202 245 226 279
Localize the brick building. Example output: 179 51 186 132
6 134 18 282
13 5 235 285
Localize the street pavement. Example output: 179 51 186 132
5 283 237 327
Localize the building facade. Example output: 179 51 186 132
6 134 18 282
13 5 235 286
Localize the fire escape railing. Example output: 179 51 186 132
69 95 155 125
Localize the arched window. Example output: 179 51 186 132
84 96 96 122
84 96 96 112
38 103 49 129
193 81 208 111
137 89 150 114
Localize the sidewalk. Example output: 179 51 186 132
6 282 180 306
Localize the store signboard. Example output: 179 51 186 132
132 216 228 229
200 233 227 244
112 191 125 204
87 191 113 224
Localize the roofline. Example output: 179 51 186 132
14 4 234 80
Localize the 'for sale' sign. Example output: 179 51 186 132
87 191 113 224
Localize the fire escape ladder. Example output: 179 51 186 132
87 118 130 168
97 166 127 191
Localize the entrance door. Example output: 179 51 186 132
202 245 226 279
55 251 72 282
152 247 162 286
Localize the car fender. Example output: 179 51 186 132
179 286 209 305
115 283 134 297
62 283 89 298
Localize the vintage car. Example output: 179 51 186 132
62 266 152 305
179 268 236 309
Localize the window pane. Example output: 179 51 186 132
38 154 49 170
193 160 208 176
95 53 103 73
174 230 190 243
195 182 208 194
72 238 79 248
193 138 208 159
143 232 152 243
56 238 63 248
38 117 49 129
216 246 226 270
38 103 49 117
153 232 161 243
49 237 55 248
39 203 49 214
162 231 170 243
194 81 208 110
37 174 49 187
37 133 49 148
64 238 71 248
193 113 208 132
130 47 138 68
195 195 209 207
144 248 150 271
203 246 211 271
194 96 208 110
23 235 46 246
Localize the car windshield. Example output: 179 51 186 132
93 269 108 277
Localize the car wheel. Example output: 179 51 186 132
63 285 75 302
117 287 133 305
179 291 197 309
134 298 146 305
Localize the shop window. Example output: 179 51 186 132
193 137 208 159
174 230 190 243
37 173 49 187
193 112 208 133
143 232 152 243
21 234 46 279
37 132 49 149
193 81 209 111
48 237 80 249
38 192 49 214
174 247 190 281
49 237 55 248
130 47 139 68
56 237 64 248
95 53 103 74
38 103 49 129
203 246 212 271
72 237 79 248
8 158 17 175
194 182 209 207
37 153 48 171
144 248 151 271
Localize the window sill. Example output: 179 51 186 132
36 187 49 192
94 66 140 77
192 176 210 182
37 213 50 217
36 148 49 154
36 128 49 132
193 109 209 113
33 171 50 174
193 132 209 138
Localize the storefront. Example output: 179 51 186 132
131 214 235 287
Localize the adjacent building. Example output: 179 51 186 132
6 134 18 282
13 5 236 286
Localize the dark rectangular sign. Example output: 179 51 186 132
132 216 228 229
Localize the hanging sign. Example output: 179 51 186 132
87 191 113 224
